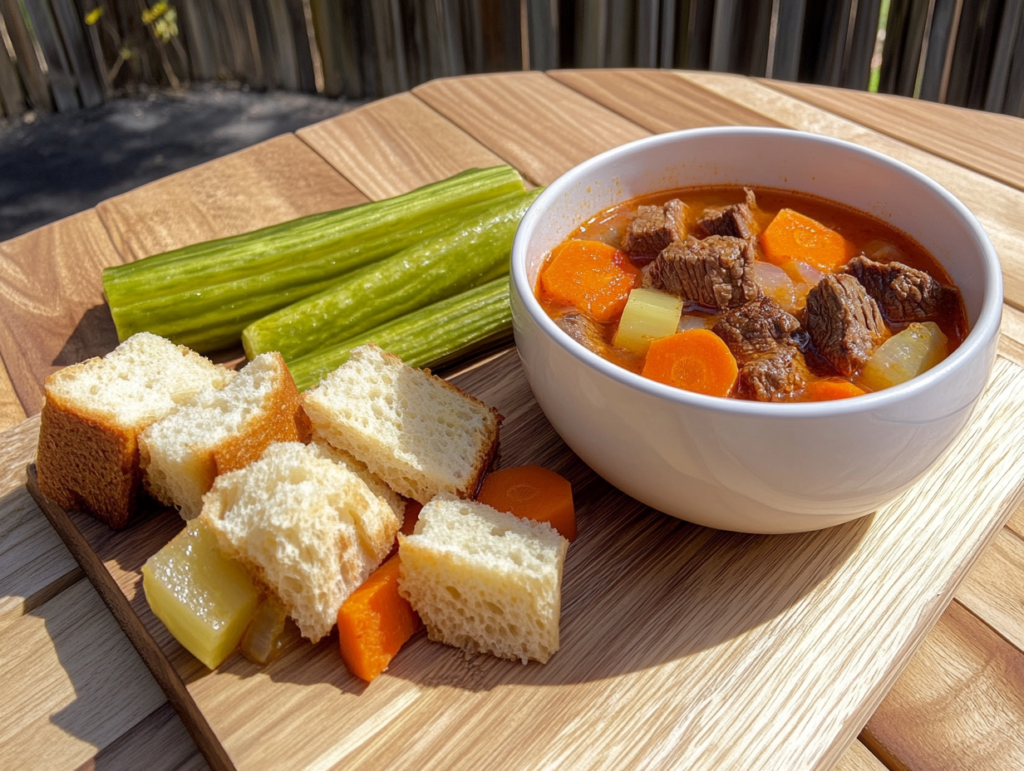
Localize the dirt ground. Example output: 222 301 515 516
0 84 365 242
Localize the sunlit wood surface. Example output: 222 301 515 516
1 71 1023 771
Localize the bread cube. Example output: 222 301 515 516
36 332 235 529
201 442 403 643
398 495 567 664
302 344 501 503
140 351 308 520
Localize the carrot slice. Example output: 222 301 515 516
539 239 641 323
760 209 856 271
337 555 422 683
477 465 576 541
641 329 738 397
802 379 866 401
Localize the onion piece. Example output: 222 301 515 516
857 322 948 391
749 261 799 314
240 594 301 665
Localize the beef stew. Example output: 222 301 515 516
536 185 967 402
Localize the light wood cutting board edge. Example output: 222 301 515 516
26 464 235 771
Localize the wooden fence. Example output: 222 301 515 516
1 0 1022 120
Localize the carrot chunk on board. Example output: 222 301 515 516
477 465 576 541
337 555 421 682
760 209 856 271
802 379 866 401
641 329 738 398
539 240 641 323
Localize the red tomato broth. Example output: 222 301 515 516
535 185 969 402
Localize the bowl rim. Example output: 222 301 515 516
510 127 1003 417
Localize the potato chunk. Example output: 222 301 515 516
858 322 948 392
143 518 260 669
613 288 683 355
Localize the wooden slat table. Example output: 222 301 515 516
1 70 1023 771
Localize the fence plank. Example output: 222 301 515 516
709 0 740 72
369 0 406 96
283 0 315 92
684 0 714 68
984 0 1024 111
526 0 559 69
249 0 281 89
178 0 214 79
0 21 26 116
844 0 881 90
268 0 299 91
659 0 676 67
967 0 1007 108
49 0 103 106
576 0 606 68
308 0 343 96
21 0 78 110
0 0 51 111
918 0 960 101
1005 9 1024 116
636 0 660 68
479 0 521 72
771 0 807 80
607 0 636 68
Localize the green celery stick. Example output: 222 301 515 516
243 188 540 362
102 166 524 352
289 277 513 391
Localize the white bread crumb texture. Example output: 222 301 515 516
303 344 499 502
45 332 235 428
139 352 288 519
200 442 390 643
310 440 404 563
398 496 567 664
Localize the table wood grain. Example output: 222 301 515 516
0 210 126 417
297 92 508 200
1 70 1022 771
413 71 650 185
761 81 1024 194
95 135 369 261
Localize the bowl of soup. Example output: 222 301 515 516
510 128 1001 533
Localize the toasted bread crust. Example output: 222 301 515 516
211 355 308 477
36 390 140 529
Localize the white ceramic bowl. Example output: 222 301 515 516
510 128 1002 534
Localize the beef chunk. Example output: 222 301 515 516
713 297 807 401
694 189 758 240
737 347 809 402
554 312 609 357
622 199 687 256
806 274 888 377
845 255 959 322
644 235 761 310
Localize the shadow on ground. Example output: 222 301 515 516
0 84 365 242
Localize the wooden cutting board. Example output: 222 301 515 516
27 346 1024 771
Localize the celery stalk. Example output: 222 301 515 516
243 188 540 362
102 166 525 352
289 277 513 390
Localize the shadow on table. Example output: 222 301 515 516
52 303 120 367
